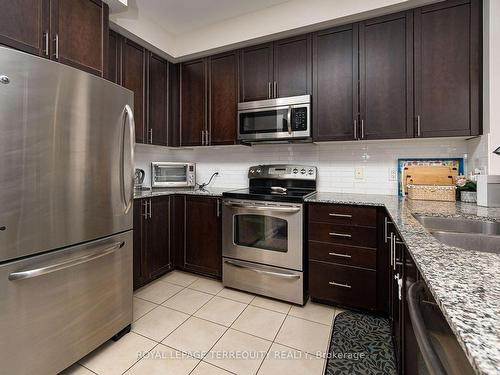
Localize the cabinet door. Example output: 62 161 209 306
274 35 311 98
122 39 146 143
240 43 273 102
0 0 49 56
414 0 481 137
133 199 147 290
359 12 413 140
403 246 419 375
184 197 222 277
107 29 122 84
181 59 207 146
392 239 404 371
209 51 238 145
148 53 169 146
313 24 358 141
50 0 108 76
146 196 171 279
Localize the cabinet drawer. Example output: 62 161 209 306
308 241 376 270
309 260 376 310
308 203 377 227
308 222 377 248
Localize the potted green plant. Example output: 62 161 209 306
456 176 477 203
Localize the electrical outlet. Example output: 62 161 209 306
354 167 364 180
389 168 397 181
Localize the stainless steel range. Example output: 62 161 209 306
222 164 317 305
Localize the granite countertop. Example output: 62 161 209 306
306 192 500 375
133 187 236 199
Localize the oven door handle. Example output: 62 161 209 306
224 202 300 213
224 260 300 279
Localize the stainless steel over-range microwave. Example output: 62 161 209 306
237 95 311 142
151 162 196 188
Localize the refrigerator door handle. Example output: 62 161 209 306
121 105 135 213
8 241 125 281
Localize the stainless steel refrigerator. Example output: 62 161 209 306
0 46 135 374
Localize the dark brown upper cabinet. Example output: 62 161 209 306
180 58 207 146
240 36 311 102
148 52 169 146
0 0 49 56
313 24 358 141
414 0 481 137
209 51 239 145
0 0 108 77
107 29 122 85
359 11 414 140
122 39 146 144
50 0 108 76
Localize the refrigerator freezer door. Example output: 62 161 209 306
0 230 133 375
0 47 134 262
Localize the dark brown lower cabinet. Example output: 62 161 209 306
133 196 172 289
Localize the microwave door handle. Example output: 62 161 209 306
287 106 292 134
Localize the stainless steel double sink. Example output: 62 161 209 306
413 214 500 254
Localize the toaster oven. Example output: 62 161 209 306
151 162 196 188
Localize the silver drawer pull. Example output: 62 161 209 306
328 252 352 258
329 232 352 238
328 213 352 218
329 281 352 289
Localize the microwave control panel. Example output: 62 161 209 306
291 107 308 131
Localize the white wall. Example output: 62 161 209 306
136 138 469 195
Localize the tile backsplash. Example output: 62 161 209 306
135 138 476 195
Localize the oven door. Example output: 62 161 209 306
222 199 303 271
151 163 194 187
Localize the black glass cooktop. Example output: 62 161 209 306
223 187 316 203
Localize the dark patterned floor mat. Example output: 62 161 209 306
324 311 397 375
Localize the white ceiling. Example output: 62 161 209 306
131 0 291 35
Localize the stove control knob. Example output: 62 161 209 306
308 169 314 175
256 168 261 174
250 169 255 174
300 168 306 174
293 168 298 174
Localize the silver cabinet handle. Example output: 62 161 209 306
149 128 153 144
201 130 204 145
329 213 352 218
54 34 59 59
274 81 278 98
361 119 365 139
207 130 210 145
390 232 394 268
328 252 352 258
43 32 49 56
224 202 300 213
148 199 152 219
384 216 393 243
329 281 352 289
120 105 135 214
353 119 357 140
8 242 124 281
216 199 221 217
287 106 292 134
268 82 272 99
329 232 352 238
142 200 148 219
224 260 300 279
417 115 421 137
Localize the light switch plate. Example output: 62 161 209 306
355 167 364 180
389 168 397 181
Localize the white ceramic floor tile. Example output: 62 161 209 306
194 296 247 327
160 271 199 287
205 329 272 375
191 361 233 375
275 316 331 356
188 277 224 295
217 288 255 304
250 296 292 314
124 345 199 375
289 300 336 325
162 316 227 358
134 280 184 304
257 343 325 375
162 288 213 314
231 305 286 341
133 297 157 322
79 332 156 375
59 363 96 375
132 306 189 342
